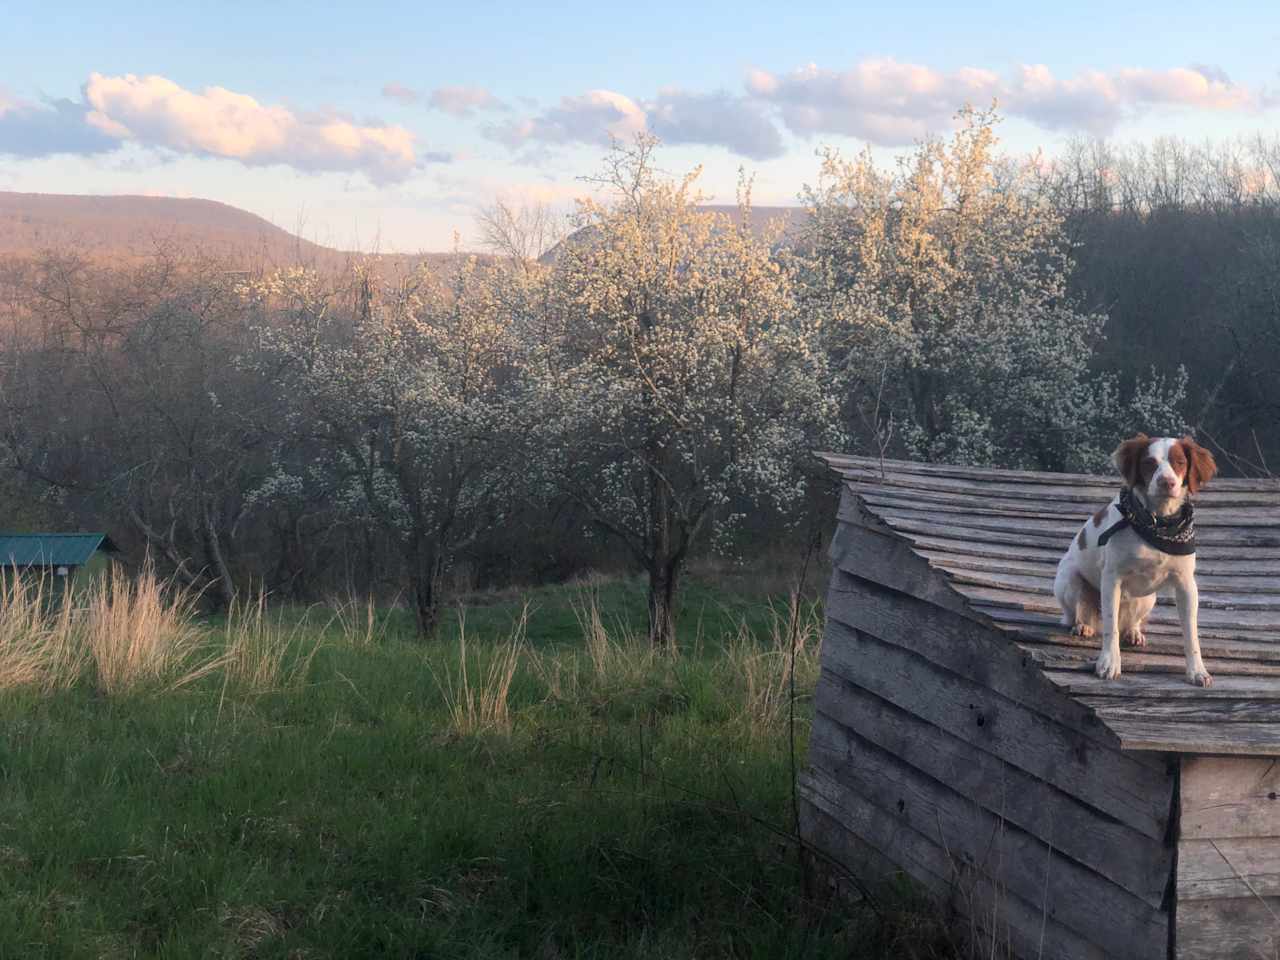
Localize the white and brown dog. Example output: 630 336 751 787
1054 434 1218 686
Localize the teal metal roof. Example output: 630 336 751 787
0 533 120 568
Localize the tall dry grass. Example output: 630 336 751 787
432 604 527 736
727 592 823 733
221 591 323 694
84 564 217 694
0 573 84 690
0 565 313 696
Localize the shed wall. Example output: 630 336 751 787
798 495 1177 959
1177 756 1280 959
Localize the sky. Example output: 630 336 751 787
2 0 1277 251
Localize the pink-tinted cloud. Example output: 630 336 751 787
747 59 1267 142
381 82 419 106
486 89 646 149
488 87 784 159
428 85 506 117
81 73 428 182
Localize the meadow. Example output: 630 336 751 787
0 564 961 959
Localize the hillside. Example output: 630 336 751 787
0 191 456 272
0 193 809 272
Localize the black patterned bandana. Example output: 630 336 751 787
1096 486 1196 556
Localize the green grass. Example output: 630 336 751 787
0 569 959 959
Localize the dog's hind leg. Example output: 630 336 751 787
1120 594 1156 648
1055 567 1100 638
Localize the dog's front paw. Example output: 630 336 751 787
1095 648 1122 680
1187 664 1213 687
1121 627 1147 648
1071 622 1096 638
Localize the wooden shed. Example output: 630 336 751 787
0 532 120 598
799 454 1280 960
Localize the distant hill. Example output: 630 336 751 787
539 203 810 265
0 192 810 274
0 191 460 272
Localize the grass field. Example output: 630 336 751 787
0 566 959 959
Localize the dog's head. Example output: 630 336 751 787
1113 434 1218 501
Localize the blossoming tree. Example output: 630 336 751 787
803 106 1185 471
528 137 843 646
247 258 524 636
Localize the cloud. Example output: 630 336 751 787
487 87 785 160
647 89 784 160
746 59 1267 143
0 92 118 157
428 85 507 117
381 82 419 105
486 89 647 149
81 73 426 182
1 75 442 181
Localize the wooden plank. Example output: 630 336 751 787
828 515 979 622
1176 897 1280 959
928 553 1280 593
1019 644 1280 678
940 565 1280 603
875 507 1280 548
1115 722 1280 756
800 764 1168 959
820 610 1170 837
1014 625 1280 661
1181 757 1280 840
832 465 1279 506
857 488 1280 527
961 585 1280 631
975 603 1280 640
820 452 1280 494
1080 697 1280 724
892 531 1065 563
810 687 1173 905
796 793 1111 960
1179 838 1280 900
874 503 1280 540
1045 673 1280 701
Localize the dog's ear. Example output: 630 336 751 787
1112 434 1150 488
1180 436 1218 493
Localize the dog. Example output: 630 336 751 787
1053 434 1218 686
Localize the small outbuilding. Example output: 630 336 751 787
800 454 1280 960
0 532 120 594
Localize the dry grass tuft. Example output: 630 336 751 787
433 604 527 736
728 591 822 733
222 591 323 694
83 564 216 695
572 588 661 685
327 591 392 648
0 573 85 690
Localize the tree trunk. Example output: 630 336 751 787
646 555 681 649
410 550 446 638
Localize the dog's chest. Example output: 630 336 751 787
1111 537 1188 596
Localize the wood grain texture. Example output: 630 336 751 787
1176 897 1280 959
1181 757 1280 839
810 692 1173 905
821 614 1170 837
800 764 1167 959
1179 838 1280 900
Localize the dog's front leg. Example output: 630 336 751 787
1096 566 1122 679
1174 576 1213 687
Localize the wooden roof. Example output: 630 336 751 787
821 453 1280 756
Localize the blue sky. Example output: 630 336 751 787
2 0 1277 250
